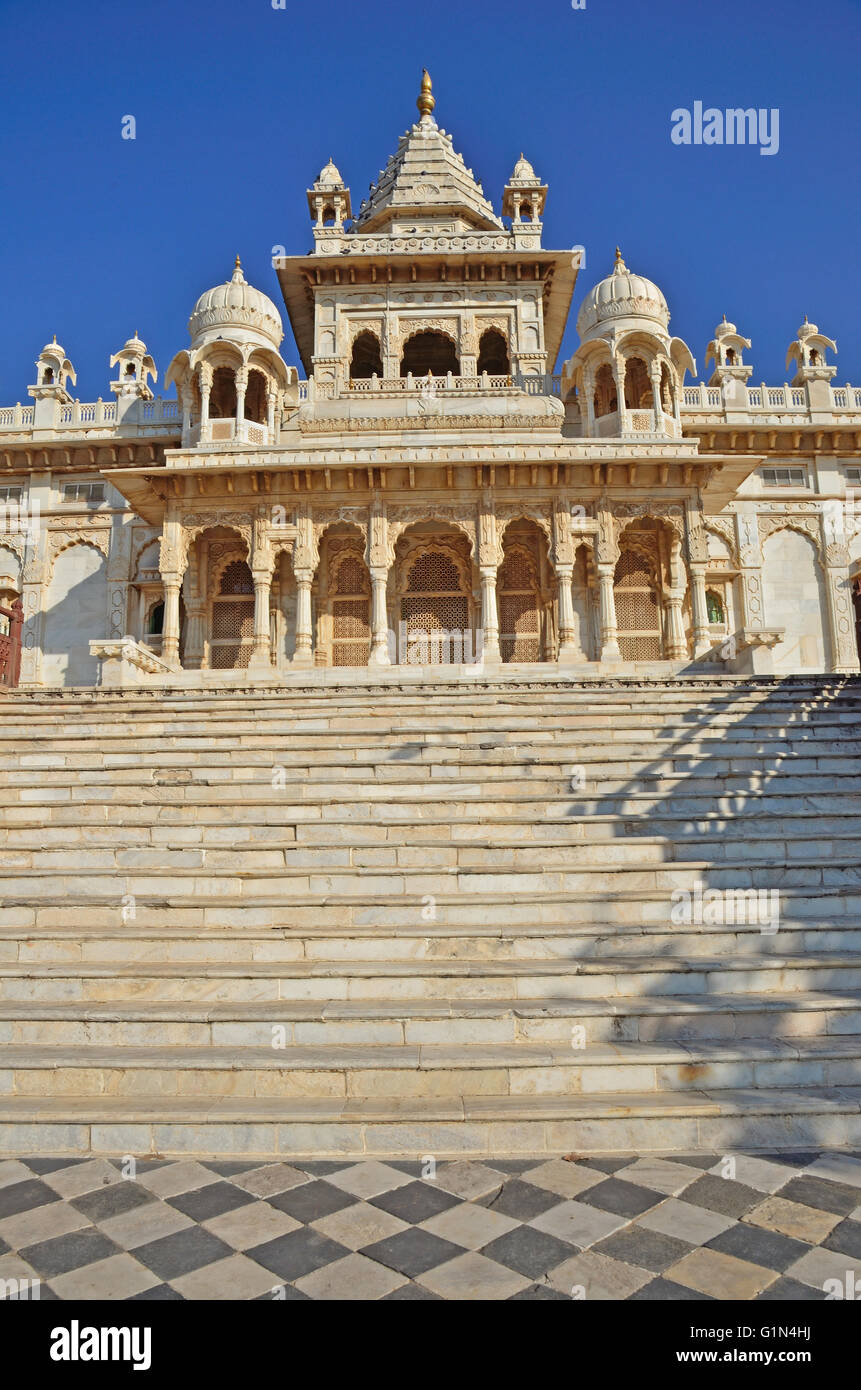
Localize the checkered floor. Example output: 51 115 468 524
1 1151 860 1300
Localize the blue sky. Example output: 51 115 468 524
1 0 858 401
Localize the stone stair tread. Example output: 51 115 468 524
2 950 860 977
0 988 859 1021
5 1035 861 1069
1 1085 859 1129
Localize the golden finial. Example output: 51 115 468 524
235 254 242 270
417 68 435 119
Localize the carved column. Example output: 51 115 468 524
479 568 501 662
477 493 501 663
366 498 391 665
613 354 628 433
180 384 194 447
596 497 621 661
689 565 712 657
198 364 212 444
582 370 596 437
234 367 248 432
664 592 688 659
650 365 663 433
293 570 313 665
684 500 713 658
292 510 316 667
158 510 186 669
266 385 278 443
248 513 274 670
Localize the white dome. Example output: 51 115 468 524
40 337 66 358
188 258 283 349
316 158 343 188
511 153 536 181
577 249 669 338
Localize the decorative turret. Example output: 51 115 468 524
705 316 753 390
28 337 77 428
110 333 157 413
307 157 352 231
502 153 547 231
786 317 837 382
29 337 76 399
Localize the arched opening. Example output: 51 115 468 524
396 526 474 664
518 200 531 221
498 520 548 661
330 549 371 666
594 363 617 418
614 532 663 660
210 557 254 669
147 601 164 636
809 349 820 366
245 369 267 424
624 356 651 409
350 331 383 380
209 366 237 419
477 328 510 377
725 348 736 366
762 528 830 672
400 331 460 378
321 204 336 226
42 367 54 384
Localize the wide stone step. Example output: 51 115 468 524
2 988 860 1046
1 1086 859 1158
4 920 861 964
2 951 861 1002
4 1035 861 1101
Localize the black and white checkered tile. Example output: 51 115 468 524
1 1151 860 1300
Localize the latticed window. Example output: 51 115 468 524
499 547 541 662
401 549 469 664
615 545 663 661
332 552 370 667
210 559 254 668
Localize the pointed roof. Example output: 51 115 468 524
354 70 503 233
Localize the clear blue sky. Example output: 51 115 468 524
1 0 858 402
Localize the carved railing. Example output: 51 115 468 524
299 372 562 401
0 398 182 432
0 600 23 688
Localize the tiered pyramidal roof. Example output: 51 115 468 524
354 70 503 233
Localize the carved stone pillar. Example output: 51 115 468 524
479 566 501 663
366 498 391 665
664 592 688 659
554 562 579 660
582 370 595 437
689 564 712 658
597 564 621 661
161 577 182 667
235 368 248 431
180 384 194 446
293 570 314 665
650 366 663 432
198 365 212 444
613 355 628 433
369 567 391 666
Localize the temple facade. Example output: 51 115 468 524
1 71 860 690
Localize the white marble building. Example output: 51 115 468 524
1 72 859 689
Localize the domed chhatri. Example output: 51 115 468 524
577 248 670 339
188 256 284 351
315 157 344 189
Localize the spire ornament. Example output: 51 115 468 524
417 69 435 120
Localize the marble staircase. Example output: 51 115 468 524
0 674 859 1158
